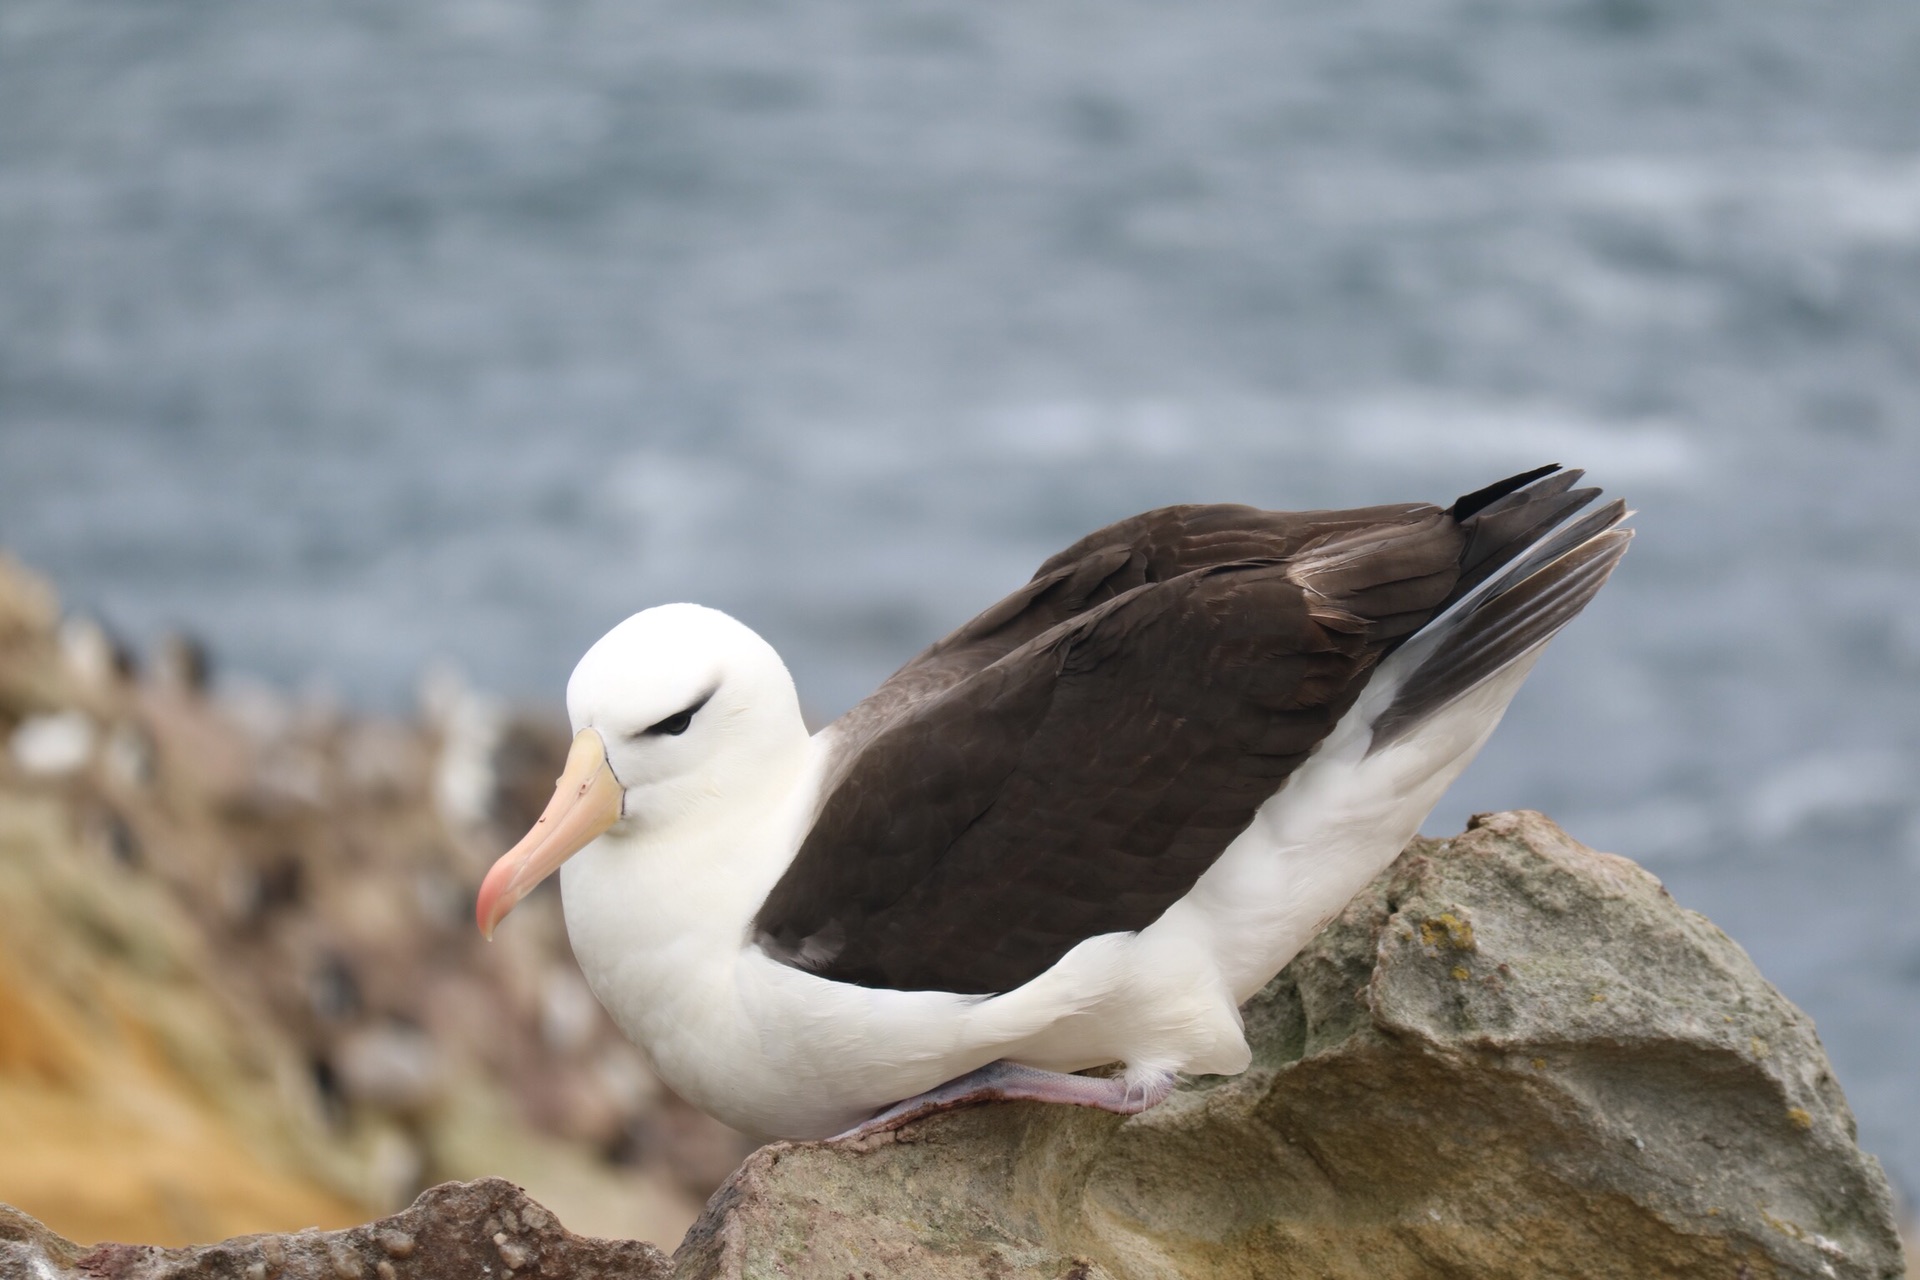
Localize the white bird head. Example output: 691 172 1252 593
476 603 807 938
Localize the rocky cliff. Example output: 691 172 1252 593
4 808 1906 1279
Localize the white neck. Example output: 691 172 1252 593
557 726 828 1097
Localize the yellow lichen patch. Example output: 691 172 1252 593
1763 1209 1810 1241
1530 1058 1546 1070
1449 966 1470 981
1750 1037 1770 1059
1589 992 1608 1003
1418 912 1476 952
1787 1108 1813 1131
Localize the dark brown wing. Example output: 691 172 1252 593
816 500 1432 787
754 466 1601 994
815 465 1583 785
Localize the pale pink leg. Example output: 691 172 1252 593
829 1060 1178 1142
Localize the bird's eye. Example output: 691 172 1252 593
636 690 713 738
645 707 695 736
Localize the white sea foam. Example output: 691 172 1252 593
1553 152 1920 248
980 400 1196 461
1744 749 1916 845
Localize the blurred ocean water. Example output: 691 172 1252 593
2 0 1918 1198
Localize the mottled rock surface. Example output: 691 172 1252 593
3 812 1907 1278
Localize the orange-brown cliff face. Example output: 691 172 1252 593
0 553 749 1248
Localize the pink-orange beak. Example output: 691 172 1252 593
476 727 624 939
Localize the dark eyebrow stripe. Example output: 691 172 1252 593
638 686 719 737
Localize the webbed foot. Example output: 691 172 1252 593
828 1060 1177 1143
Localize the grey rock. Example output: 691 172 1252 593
1 1202 85 1277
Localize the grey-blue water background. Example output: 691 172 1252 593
3 0 1917 1202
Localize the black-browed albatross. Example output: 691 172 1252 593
476 465 1629 1141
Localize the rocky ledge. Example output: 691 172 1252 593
4 812 1908 1279
0 1178 671 1280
